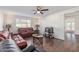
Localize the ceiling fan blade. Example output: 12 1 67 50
40 11 43 14
41 9 48 11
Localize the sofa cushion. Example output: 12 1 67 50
18 27 34 38
12 34 27 49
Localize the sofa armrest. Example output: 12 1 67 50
22 45 46 52
1 39 21 52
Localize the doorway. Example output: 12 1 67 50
64 11 79 51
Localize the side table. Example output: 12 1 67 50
32 34 43 48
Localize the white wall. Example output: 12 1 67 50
40 7 79 40
31 17 41 30
0 12 4 31
40 13 64 40
75 15 79 35
3 13 17 33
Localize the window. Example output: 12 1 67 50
16 19 31 28
65 22 75 31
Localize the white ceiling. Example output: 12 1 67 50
0 6 78 17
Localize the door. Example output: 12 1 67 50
64 16 76 51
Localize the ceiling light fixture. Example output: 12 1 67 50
37 11 40 14
33 6 48 15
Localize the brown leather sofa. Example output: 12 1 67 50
0 30 9 41
0 32 44 52
18 27 34 38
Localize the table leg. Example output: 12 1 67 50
38 38 43 48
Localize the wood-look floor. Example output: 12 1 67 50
26 37 64 52
65 33 79 52
26 34 79 52
43 38 64 52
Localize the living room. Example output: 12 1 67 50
0 6 79 52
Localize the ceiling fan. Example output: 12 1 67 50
33 6 48 14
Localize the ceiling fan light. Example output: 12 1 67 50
37 11 40 13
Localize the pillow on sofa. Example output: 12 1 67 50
12 34 27 49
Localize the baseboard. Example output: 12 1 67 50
75 34 79 36
75 33 79 36
54 37 64 41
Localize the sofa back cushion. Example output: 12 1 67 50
18 27 33 33
18 27 34 38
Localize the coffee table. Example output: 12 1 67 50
32 34 43 48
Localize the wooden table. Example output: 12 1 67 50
32 34 43 48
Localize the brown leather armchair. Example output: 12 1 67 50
18 27 34 38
